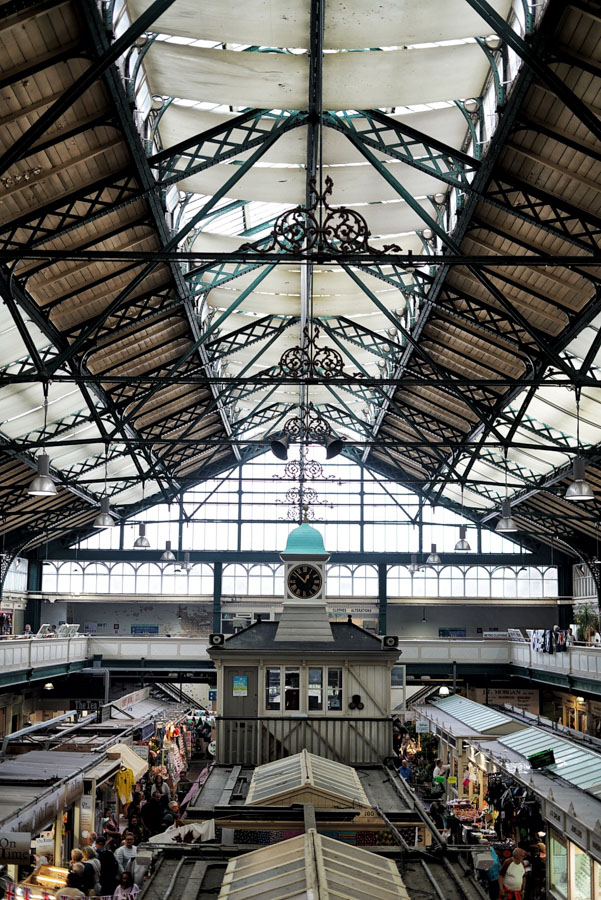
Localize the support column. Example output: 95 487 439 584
54 807 63 866
26 559 43 631
558 560 574 629
378 562 387 635
213 562 223 633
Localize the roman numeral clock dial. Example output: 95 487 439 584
287 564 322 599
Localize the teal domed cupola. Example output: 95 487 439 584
281 522 329 559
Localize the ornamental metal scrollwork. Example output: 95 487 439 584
241 176 403 256
277 324 359 380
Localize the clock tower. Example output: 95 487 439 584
275 521 333 642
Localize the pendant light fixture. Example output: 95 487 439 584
28 384 57 497
495 450 517 533
181 550 192 571
455 525 471 551
454 486 471 550
409 553 421 573
426 543 441 565
93 446 115 528
565 390 595 501
160 540 176 562
134 523 150 548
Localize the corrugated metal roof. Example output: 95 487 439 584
430 695 514 733
499 727 601 798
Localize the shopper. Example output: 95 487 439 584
398 759 413 783
114 833 137 880
153 774 170 801
95 835 119 896
141 792 166 836
21 625 33 638
126 814 145 846
55 870 86 898
112 871 139 899
70 850 95 896
499 848 528 900
82 846 101 895
428 799 445 830
432 758 450 782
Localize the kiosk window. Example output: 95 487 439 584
327 668 342 710
549 831 568 899
572 843 591 900
284 668 300 710
308 668 323 710
265 668 281 711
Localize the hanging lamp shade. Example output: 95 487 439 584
426 543 441 565
454 525 471 551
408 553 420 573
324 434 344 459
181 550 192 571
93 496 115 529
270 433 290 460
495 499 518 533
133 523 150 548
27 453 57 496
565 457 595 501
160 540 176 561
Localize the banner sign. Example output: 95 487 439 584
0 832 31 864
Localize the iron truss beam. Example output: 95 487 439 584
205 315 299 363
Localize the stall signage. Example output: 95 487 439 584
74 700 101 711
114 687 150 711
544 801 565 832
416 720 430 734
79 795 93 835
233 675 248 697
448 776 457 785
589 831 601 864
208 689 217 702
567 816 588 851
0 832 31 864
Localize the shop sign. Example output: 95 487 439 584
74 700 101 711
208 689 217 702
233 675 248 697
589 829 601 864
0 832 31 864
416 720 430 734
134 744 150 761
79 795 93 834
139 722 155 740
35 834 54 864
544 801 565 833
567 816 588 851
113 687 150 711
448 776 457 785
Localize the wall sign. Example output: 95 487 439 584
233 675 248 697
0 832 32 864
416 720 430 734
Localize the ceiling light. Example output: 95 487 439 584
484 34 502 50
409 554 421 574
422 227 434 241
576 696 585 703
133 523 150 548
426 543 441 565
324 434 344 459
270 433 290 460
28 453 57 496
160 540 176 562
463 98 479 114
181 551 192 571
43 682 54 690
439 685 450 696
565 457 595 501
434 192 446 205
496 498 517 533
421 608 427 623
93 496 115 529
454 525 471 551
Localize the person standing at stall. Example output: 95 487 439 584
95 836 120 897
499 848 528 900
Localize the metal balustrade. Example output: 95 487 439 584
215 715 393 765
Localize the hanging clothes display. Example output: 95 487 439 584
115 767 135 805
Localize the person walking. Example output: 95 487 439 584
141 792 165 837
112 871 139 899
95 835 120 896
114 833 138 882
55 871 86 898
398 759 413 783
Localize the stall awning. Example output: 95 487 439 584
84 756 121 786
107 743 148 781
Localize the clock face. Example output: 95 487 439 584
287 564 323 599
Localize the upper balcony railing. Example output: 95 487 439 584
3 635 601 686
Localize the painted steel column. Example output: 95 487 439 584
26 559 43 631
378 562 387 635
558 560 574 629
213 562 223 633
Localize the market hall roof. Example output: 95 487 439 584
1 0 601 567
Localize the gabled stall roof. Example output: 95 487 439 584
430 694 519 735
245 749 369 809
499 727 601 799
219 829 409 900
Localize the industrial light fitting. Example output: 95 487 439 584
454 525 471 551
93 496 115 529
409 554 421 574
43 682 54 690
426 543 441 565
438 685 450 696
270 433 290 460
495 498 517 533
28 453 57 497
133 523 150 548
565 456 595 501
160 540 176 562
181 551 192 572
